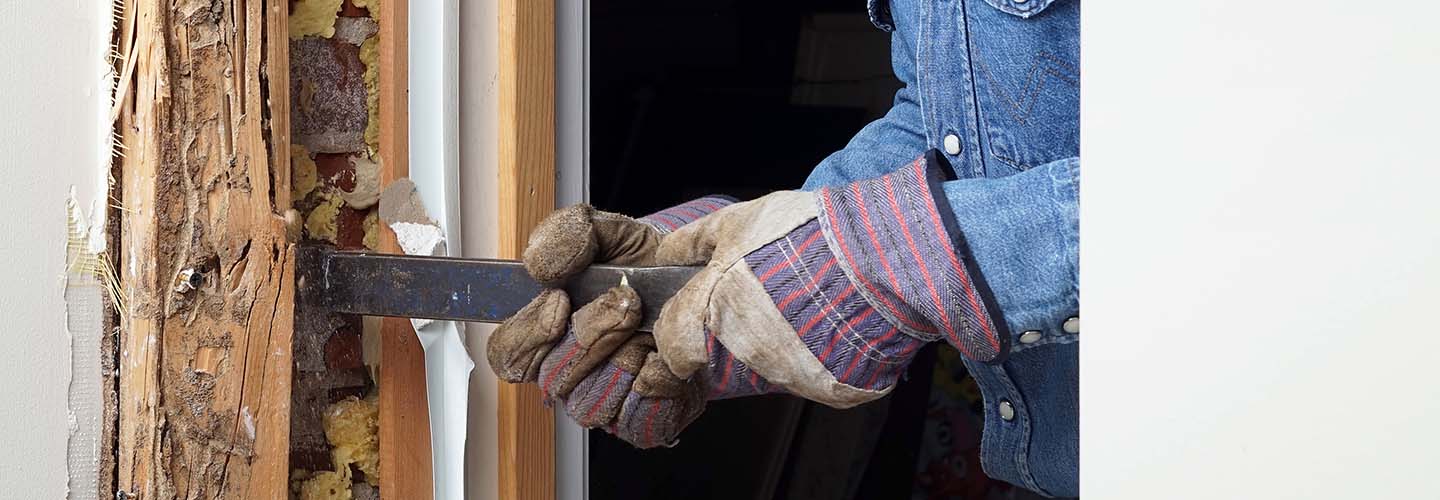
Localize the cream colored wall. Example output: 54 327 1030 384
461 1 588 497
0 0 111 497
458 0 503 498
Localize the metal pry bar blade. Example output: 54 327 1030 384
295 245 701 331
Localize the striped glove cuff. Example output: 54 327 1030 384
815 151 1010 363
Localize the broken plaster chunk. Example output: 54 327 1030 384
305 192 344 243
292 144 320 201
340 155 380 209
391 222 446 257
379 178 449 332
379 179 445 255
331 17 379 46
290 0 345 40
378 178 433 226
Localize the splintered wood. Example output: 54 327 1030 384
113 0 294 498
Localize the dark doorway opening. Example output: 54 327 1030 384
586 1 940 499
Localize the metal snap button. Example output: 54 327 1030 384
943 134 962 155
1062 316 1079 334
999 400 1016 421
1018 330 1043 344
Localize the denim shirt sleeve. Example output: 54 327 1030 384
942 158 1079 343
798 2 1080 494
801 21 1079 346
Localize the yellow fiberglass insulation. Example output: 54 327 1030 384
360 35 381 155
290 0 344 40
297 469 353 500
294 395 380 499
353 0 379 19
304 192 343 243
324 395 381 486
362 210 379 250
292 144 319 201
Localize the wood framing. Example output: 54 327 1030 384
498 0 558 498
113 0 293 498
375 0 437 498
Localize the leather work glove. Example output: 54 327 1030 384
648 150 1010 409
489 150 1010 446
487 197 733 448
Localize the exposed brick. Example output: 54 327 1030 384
339 0 371 18
324 328 364 370
334 205 372 250
314 153 358 192
291 38 369 154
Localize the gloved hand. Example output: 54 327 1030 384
489 150 1010 446
648 150 1009 409
487 197 732 447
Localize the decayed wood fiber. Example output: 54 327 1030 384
114 0 294 498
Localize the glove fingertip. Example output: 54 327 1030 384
487 289 570 383
524 204 599 285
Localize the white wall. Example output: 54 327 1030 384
0 0 111 497
1084 1 1440 498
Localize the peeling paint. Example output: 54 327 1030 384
290 0 345 40
64 191 103 499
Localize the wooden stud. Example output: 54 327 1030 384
498 0 558 498
114 0 293 498
376 0 437 498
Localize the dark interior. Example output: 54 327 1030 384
587 1 941 499
589 0 900 216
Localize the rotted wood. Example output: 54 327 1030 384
113 0 293 498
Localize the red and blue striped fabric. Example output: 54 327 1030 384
726 219 925 395
561 347 636 428
815 153 1008 363
637 195 736 234
703 332 777 399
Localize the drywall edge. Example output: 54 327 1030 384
0 0 112 497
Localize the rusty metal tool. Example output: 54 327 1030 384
295 246 701 331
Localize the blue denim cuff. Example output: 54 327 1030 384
941 157 1079 349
